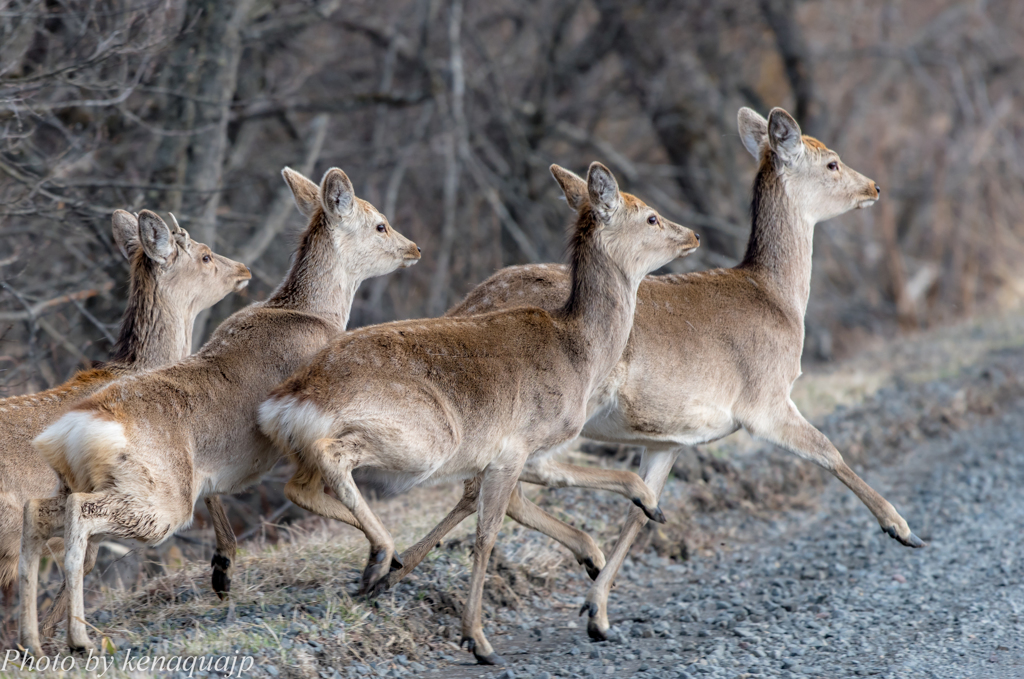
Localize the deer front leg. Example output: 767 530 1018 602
519 457 666 523
506 483 605 580
19 496 65 654
751 402 924 548
205 496 236 600
581 449 676 641
460 466 519 666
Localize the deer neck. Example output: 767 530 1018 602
739 162 815 317
108 258 193 371
264 213 357 331
558 215 639 388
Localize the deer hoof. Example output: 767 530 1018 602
579 600 598 618
578 557 601 580
883 525 926 548
359 549 393 595
390 555 404 571
367 574 393 598
632 498 666 524
211 553 232 599
475 651 506 666
587 618 610 642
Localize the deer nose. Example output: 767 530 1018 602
694 233 700 243
417 246 422 253
874 183 882 195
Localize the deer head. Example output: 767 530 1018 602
111 210 251 316
738 107 880 223
551 162 700 283
282 166 421 280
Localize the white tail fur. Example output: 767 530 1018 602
33 412 127 493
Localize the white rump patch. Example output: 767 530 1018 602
33 411 128 490
258 396 336 454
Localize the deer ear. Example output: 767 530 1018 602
550 164 588 212
137 210 174 265
587 162 622 220
282 167 320 219
737 108 769 160
767 108 804 165
320 168 355 220
111 210 140 260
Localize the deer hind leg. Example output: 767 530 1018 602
297 434 397 594
750 402 923 547
385 478 480 588
204 496 236 600
519 457 666 523
581 449 676 641
460 465 520 666
63 491 181 652
19 496 66 654
505 482 606 580
1 579 13 648
284 460 363 530
388 476 607 588
40 538 98 638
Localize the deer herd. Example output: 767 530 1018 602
0 107 922 666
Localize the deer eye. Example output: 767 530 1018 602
827 161 839 171
647 215 658 225
376 224 387 233
202 254 211 263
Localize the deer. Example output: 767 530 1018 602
22 167 420 654
381 107 924 642
257 162 700 665
0 210 249 640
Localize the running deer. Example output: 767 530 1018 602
387 107 922 641
22 167 420 653
258 162 700 665
0 211 249 636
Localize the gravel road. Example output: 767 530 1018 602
369 348 1024 679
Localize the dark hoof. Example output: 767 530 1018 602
579 600 598 618
462 637 506 666
475 651 506 666
883 525 926 548
367 573 392 598
211 554 232 599
359 550 392 595
390 555 404 571
578 557 601 581
587 620 610 642
632 498 666 524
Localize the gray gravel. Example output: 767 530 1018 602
382 350 1024 679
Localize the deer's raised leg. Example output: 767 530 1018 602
304 435 398 594
19 496 65 654
387 479 480 586
460 465 519 666
387 477 606 588
519 457 666 523
205 496 236 599
580 448 676 641
284 463 363 530
750 402 924 548
506 482 605 579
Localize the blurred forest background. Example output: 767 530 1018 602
3 0 1024 396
